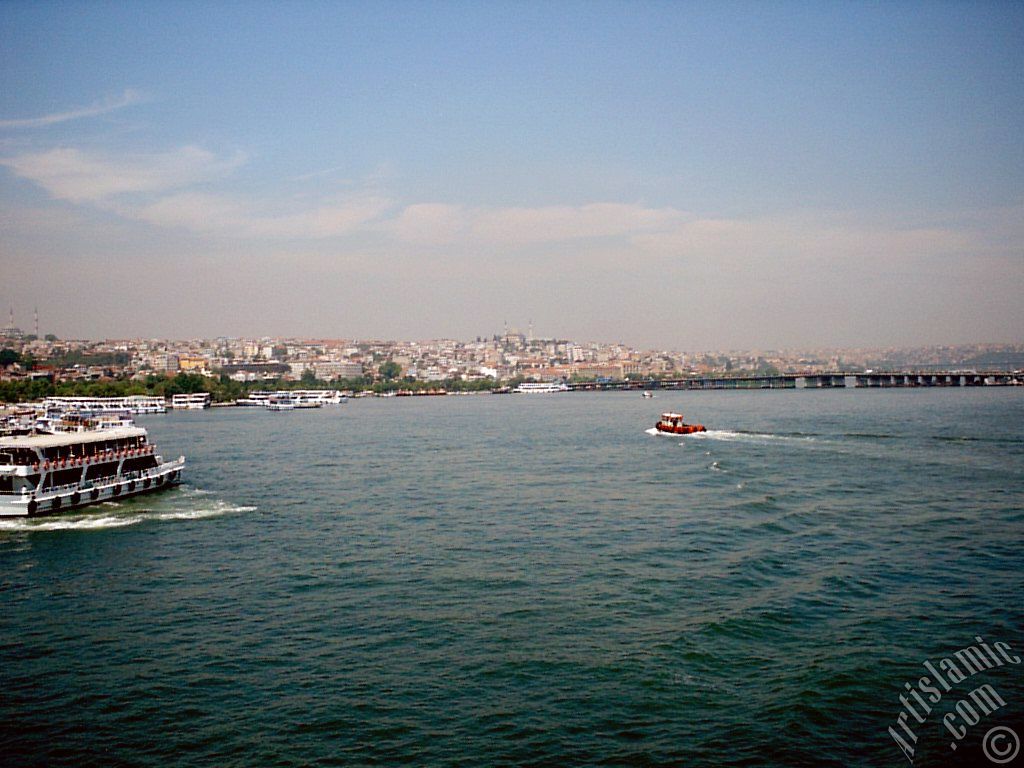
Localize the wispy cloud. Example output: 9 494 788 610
5 139 1020 264
135 192 393 238
290 165 354 183
391 202 686 247
630 211 992 266
0 89 145 129
1 143 390 239
1 145 246 202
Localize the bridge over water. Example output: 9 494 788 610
567 371 1023 392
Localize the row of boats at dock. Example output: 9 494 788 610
0 390 341 517
32 389 348 415
39 393 212 414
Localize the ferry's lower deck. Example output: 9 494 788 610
0 457 185 517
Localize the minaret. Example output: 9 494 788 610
34 306 39 338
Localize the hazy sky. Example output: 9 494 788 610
1 1 1022 349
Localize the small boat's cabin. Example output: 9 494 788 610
659 413 687 426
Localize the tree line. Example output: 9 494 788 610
0 371 504 405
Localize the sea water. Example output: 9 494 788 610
1 390 1022 766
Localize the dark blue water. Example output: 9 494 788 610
2 391 1022 766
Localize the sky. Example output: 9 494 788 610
1 0 1022 350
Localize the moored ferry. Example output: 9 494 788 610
291 389 346 405
42 395 167 415
0 420 185 517
169 392 211 409
235 390 345 407
266 393 296 411
512 382 570 394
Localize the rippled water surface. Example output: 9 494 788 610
2 390 1022 766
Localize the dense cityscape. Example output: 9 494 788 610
2 308 1021 402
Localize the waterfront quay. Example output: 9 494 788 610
569 370 1024 391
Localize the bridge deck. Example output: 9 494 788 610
566 371 1023 391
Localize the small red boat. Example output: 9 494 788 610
655 412 707 435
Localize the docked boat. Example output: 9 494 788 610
169 392 211 409
512 382 569 394
235 395 267 406
266 394 296 411
290 389 346 405
290 391 325 408
42 395 167 415
0 418 185 517
236 389 345 408
654 412 707 435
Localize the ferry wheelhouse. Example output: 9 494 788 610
169 392 211 409
0 421 185 517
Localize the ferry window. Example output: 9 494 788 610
0 476 13 493
7 448 37 465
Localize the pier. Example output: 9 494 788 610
567 371 1023 392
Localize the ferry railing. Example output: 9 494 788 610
30 463 178 497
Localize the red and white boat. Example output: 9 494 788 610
654 412 707 435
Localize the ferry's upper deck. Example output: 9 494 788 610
0 427 149 464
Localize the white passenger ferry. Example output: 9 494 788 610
42 395 167 415
169 392 211 409
0 418 185 517
511 382 570 394
235 393 270 407
291 389 346 405
235 390 345 408
266 393 296 411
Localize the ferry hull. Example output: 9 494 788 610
0 459 185 517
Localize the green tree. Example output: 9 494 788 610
378 361 401 380
164 373 210 396
0 348 19 368
44 333 58 342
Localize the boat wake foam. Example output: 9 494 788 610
151 501 257 522
0 491 256 533
0 514 140 532
690 430 815 444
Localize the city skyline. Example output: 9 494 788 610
1 298 1022 355
4 305 1022 373
2 2 1022 348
